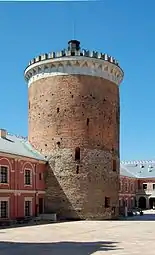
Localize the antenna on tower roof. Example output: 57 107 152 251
73 19 75 39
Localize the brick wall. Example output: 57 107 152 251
28 74 120 220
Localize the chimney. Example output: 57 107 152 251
0 129 7 138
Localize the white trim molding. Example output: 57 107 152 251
0 158 13 172
24 56 124 87
24 168 32 187
0 189 45 194
21 161 35 174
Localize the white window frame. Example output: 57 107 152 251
143 183 147 190
0 198 9 218
24 169 32 186
24 197 33 217
0 165 9 184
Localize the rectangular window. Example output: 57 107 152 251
105 197 110 208
75 147 80 161
25 170 31 185
25 200 31 216
153 184 155 190
39 173 42 180
0 201 8 218
143 183 147 190
131 198 134 208
130 183 134 192
113 160 117 171
125 182 128 192
125 199 128 207
119 182 121 191
0 166 8 183
119 199 123 207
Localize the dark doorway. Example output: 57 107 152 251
138 196 146 209
149 198 155 209
39 198 44 214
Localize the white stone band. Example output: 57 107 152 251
24 56 124 87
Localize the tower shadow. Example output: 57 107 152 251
0 241 122 255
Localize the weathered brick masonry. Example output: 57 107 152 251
25 40 124 219
28 76 119 219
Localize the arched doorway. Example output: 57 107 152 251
138 196 146 209
149 198 155 209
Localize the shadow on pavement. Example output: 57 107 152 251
0 241 122 254
120 213 155 221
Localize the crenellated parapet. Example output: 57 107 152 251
27 49 120 67
24 40 124 87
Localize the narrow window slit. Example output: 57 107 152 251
76 165 79 174
87 118 89 126
75 147 80 161
113 159 117 171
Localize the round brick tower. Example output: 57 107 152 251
24 40 124 220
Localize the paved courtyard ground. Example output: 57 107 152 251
0 211 155 255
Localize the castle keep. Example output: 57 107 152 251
24 40 124 220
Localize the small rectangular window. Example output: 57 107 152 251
25 170 31 185
105 197 110 208
75 147 80 161
0 166 8 183
130 183 134 192
76 165 79 174
125 182 128 192
0 201 8 218
113 160 117 171
143 184 147 190
125 199 128 207
25 200 31 216
87 118 89 126
39 173 42 180
119 182 121 192
131 198 134 208
153 184 155 190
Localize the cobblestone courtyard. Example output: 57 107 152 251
0 213 155 254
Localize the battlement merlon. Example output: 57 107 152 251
24 40 124 87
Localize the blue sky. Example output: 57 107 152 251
0 0 154 161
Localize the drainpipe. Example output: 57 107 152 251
34 164 37 217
